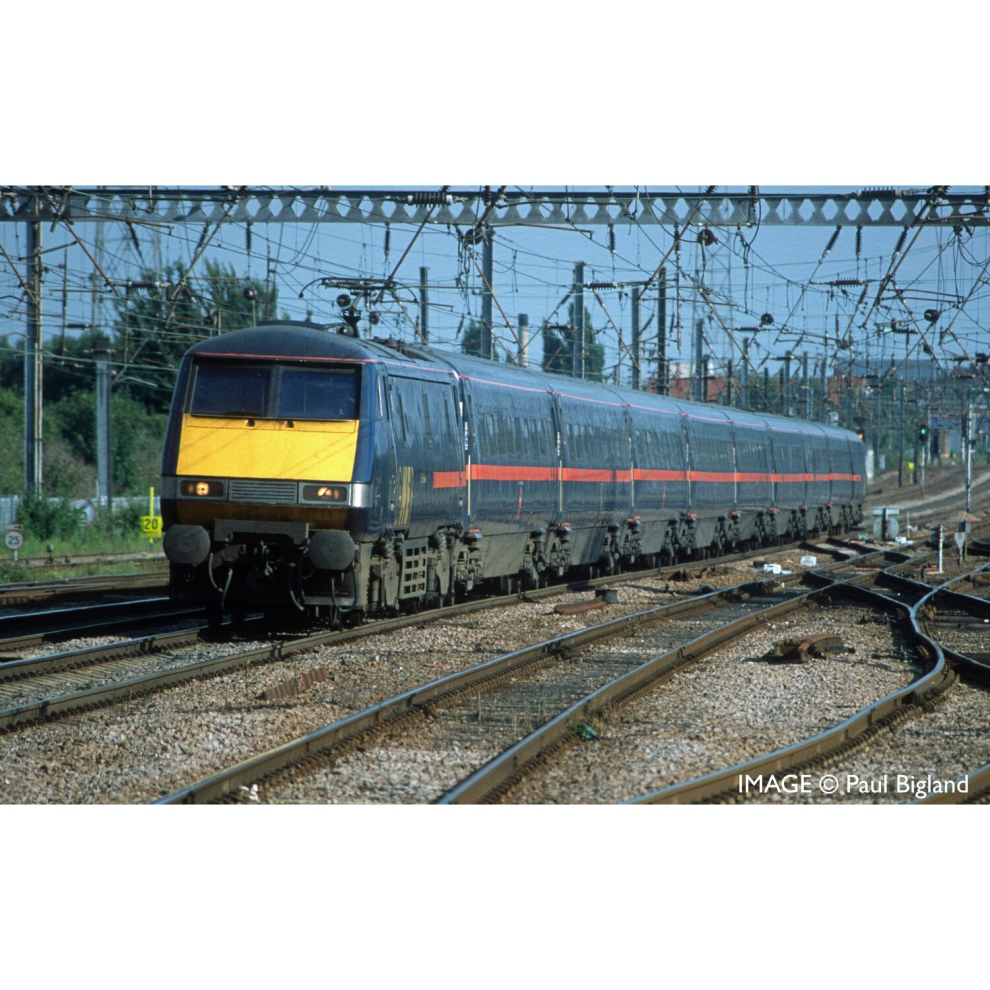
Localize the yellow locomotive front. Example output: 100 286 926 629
160 324 379 623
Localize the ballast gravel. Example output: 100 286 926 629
237 599 915 805
503 604 920 804
0 545 911 805
0 562 769 804
748 679 990 805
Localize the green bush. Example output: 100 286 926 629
16 494 82 541
92 499 144 538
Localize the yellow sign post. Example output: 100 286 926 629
141 486 163 546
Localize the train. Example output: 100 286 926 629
160 320 866 624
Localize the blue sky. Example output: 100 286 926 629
2 186 987 400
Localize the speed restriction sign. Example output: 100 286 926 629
4 530 24 551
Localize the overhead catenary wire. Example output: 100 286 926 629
3 187 989 418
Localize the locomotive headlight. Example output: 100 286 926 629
301 484 349 504
180 480 225 498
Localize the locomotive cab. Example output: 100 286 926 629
161 324 379 622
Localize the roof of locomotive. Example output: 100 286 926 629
184 322 389 363
186 324 863 445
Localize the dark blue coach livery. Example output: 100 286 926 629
160 322 865 624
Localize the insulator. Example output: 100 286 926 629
704 186 717 196
865 187 898 199
406 191 453 206
829 279 863 287
384 223 390 257
246 222 252 255
126 280 167 292
855 226 862 256
893 228 908 255
822 226 841 257
585 281 617 290
607 225 615 253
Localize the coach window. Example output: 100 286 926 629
422 392 433 445
395 388 408 445
443 394 453 443
540 420 550 460
658 431 670 466
717 434 732 471
474 411 485 454
507 417 518 460
492 413 501 458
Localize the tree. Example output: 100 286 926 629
0 388 24 494
541 303 605 381
110 258 276 412
1 259 274 495
460 318 499 360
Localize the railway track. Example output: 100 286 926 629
0 536 868 736
9 530 981 805
156 543 900 804
632 557 990 805
1 550 166 572
910 563 990 805
0 597 205 653
157 531 990 805
0 570 169 608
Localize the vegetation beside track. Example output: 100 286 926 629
0 521 163 584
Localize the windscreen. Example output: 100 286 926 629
190 364 271 417
188 361 359 420
276 368 359 420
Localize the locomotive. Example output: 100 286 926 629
161 320 865 624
